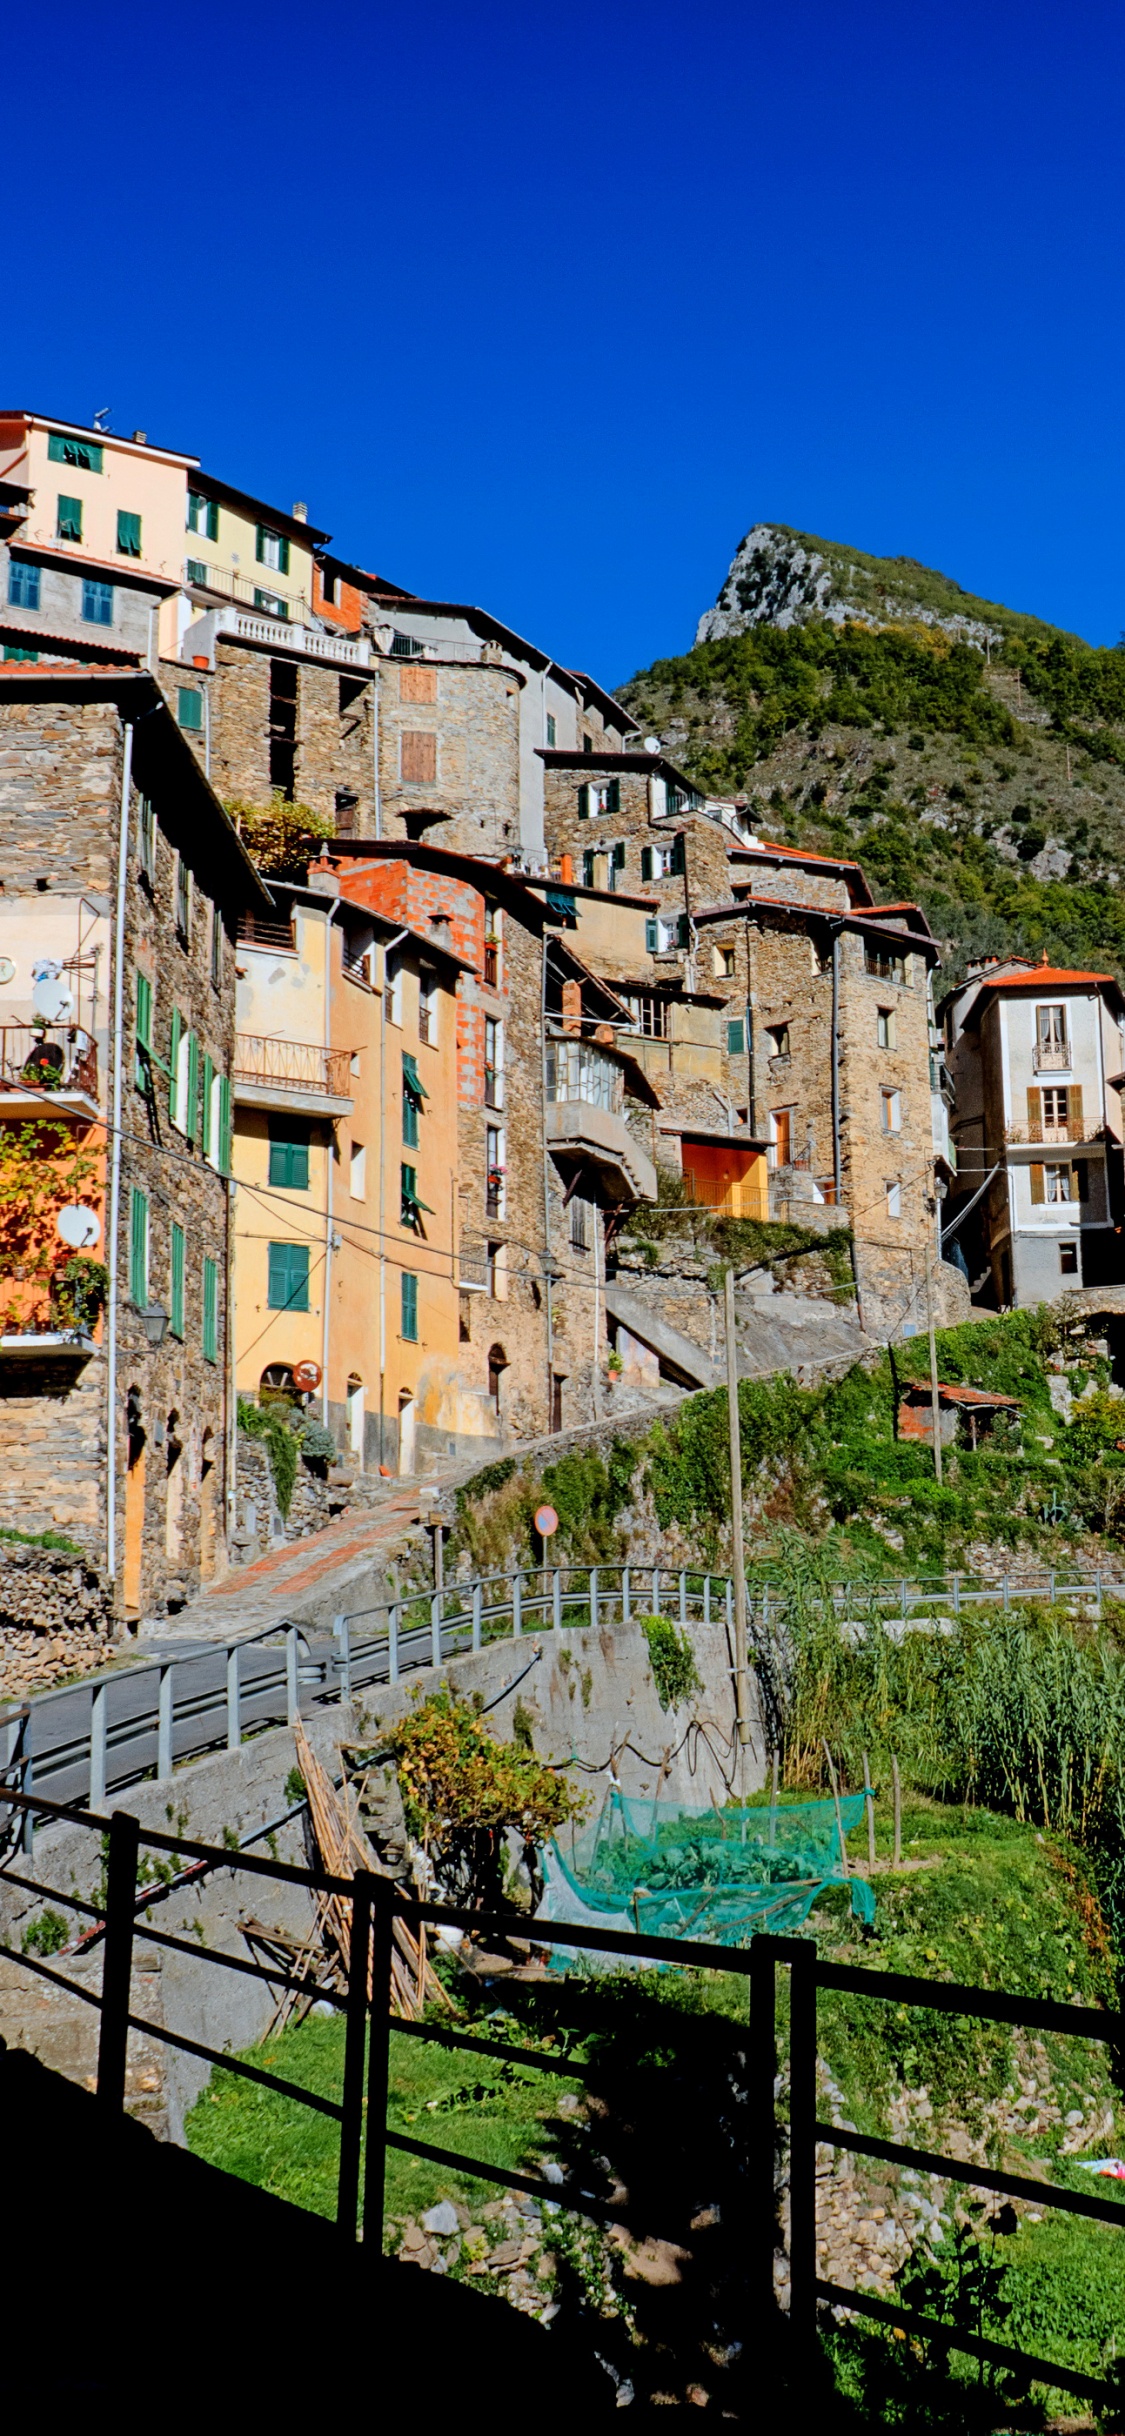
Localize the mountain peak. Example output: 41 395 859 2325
696 523 1063 652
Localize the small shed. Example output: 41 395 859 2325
898 1381 1021 1449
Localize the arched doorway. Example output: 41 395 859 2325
487 1343 509 1422
123 1385 146 1622
397 1390 415 1476
347 1374 365 1467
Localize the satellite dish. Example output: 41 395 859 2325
0 958 14 986
57 1204 100 1250
31 960 73 1023
643 736 661 755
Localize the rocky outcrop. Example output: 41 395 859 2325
696 524 1005 651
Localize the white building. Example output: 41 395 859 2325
942 956 1125 1304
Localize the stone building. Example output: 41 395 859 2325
0 666 269 1621
310 841 658 1444
231 873 475 1473
941 956 1125 1306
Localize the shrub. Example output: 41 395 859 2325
382 1690 584 1908
639 1615 702 1710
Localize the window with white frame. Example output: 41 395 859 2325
419 970 438 1045
350 1141 367 1201
877 1006 896 1049
486 1125 505 1217
484 1017 503 1109
1046 1164 1074 1203
206 1067 223 1171
885 1179 902 1219
386 957 403 1026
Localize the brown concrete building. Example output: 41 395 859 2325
0 667 269 1621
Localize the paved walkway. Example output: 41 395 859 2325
138 1477 447 1648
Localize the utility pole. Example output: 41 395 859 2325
724 1267 752 1796
924 1245 943 1484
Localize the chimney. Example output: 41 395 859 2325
132 430 147 445
292 502 307 522
559 852 574 884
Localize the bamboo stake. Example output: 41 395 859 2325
822 1741 851 1880
769 1750 779 1850
862 1748 876 1870
892 1755 902 1867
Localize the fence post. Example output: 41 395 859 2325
226 1644 241 1751
704 1574 710 1632
335 1614 352 1704
1096 1567 1103 1618
157 1663 174 1782
748 1935 780 2357
590 1567 598 1633
512 1571 522 1638
362 1875 395 2260
787 1940 818 2343
953 1573 961 1617
337 1870 374 2238
621 1565 630 1624
762 1581 770 1638
388 1603 399 1684
96 1808 140 2111
90 1678 108 1811
652 1566 661 1616
472 1582 483 1653
286 1626 299 1727
19 1742 33 1857
431 1593 442 1670
553 1570 561 1632
1002 1574 1010 1613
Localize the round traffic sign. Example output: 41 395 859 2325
534 1504 559 1538
293 1359 322 1391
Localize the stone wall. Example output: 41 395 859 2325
0 694 119 892
377 656 522 857
231 1430 335 1562
0 1536 114 1696
0 1351 107 1558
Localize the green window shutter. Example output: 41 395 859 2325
727 1018 745 1056
401 1270 418 1341
170 1223 185 1339
606 778 620 816
201 1054 214 1158
267 1241 309 1311
671 833 686 875
677 914 690 947
134 972 152 1090
640 847 653 882
129 1187 149 1306
177 687 203 732
255 523 267 563
206 499 218 541
402 1088 419 1149
613 842 626 871
268 1118 310 1189
168 1008 181 1121
219 1073 232 1177
582 850 595 887
49 433 102 472
202 1256 218 1362
186 1031 199 1145
402 1050 428 1099
577 785 590 820
645 919 659 952
278 536 290 575
57 494 82 541
117 510 142 557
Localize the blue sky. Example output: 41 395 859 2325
14 1 1125 684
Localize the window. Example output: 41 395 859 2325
630 992 667 1039
82 578 113 625
419 970 437 1045
177 687 203 732
218 1074 232 1176
116 510 142 558
202 1257 219 1362
134 971 152 1090
387 957 403 1026
714 946 736 979
254 588 288 619
546 712 557 746
175 854 191 944
321 569 338 606
269 1116 310 1189
267 1241 310 1310
187 491 218 540
609 841 626 890
403 1052 426 1148
401 730 437 783
350 1141 367 1201
401 1163 432 1230
129 1187 149 1305
138 796 156 881
185 559 210 588
676 913 691 949
401 1270 418 1341
881 1088 902 1133
48 431 102 473
551 1374 565 1432
1060 1241 1079 1274
398 662 437 703
645 917 672 953
487 1240 505 1299
2 646 37 662
877 1007 896 1049
335 789 358 833
256 525 290 574
546 1040 620 1110
7 560 40 611
865 943 907 984
484 1019 503 1109
170 1223 185 1339
772 1107 792 1166
727 1018 746 1056
767 1023 790 1059
569 1196 589 1252
486 1124 505 1217
201 1053 214 1160
581 847 596 888
205 1063 224 1171
489 1343 509 1410
57 495 83 542
483 907 501 989
885 1179 902 1220
1036 1004 1068 1059
1046 1164 1073 1203
582 734 592 754
169 1013 197 1139
1042 1085 1070 1135
210 901 222 989
390 630 424 657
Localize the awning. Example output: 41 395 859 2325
544 886 577 929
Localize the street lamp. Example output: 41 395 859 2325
140 1302 168 1349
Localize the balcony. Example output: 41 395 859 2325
0 1025 99 1117
1005 1117 1094 1147
1032 1042 1071 1071
237 915 297 953
233 1033 354 1118
189 593 371 669
546 1101 657 1205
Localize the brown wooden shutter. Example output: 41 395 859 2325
401 730 437 782
1026 1086 1041 1140
1069 1083 1083 1137
1030 1163 1045 1204
399 664 437 704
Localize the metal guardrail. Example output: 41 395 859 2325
0 1785 1121 2412
4 1562 1123 1843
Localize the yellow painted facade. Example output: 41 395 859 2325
183 482 318 625
231 890 480 1472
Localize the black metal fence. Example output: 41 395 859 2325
1 1784 1122 2409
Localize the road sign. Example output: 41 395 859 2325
293 1359 322 1391
534 1504 559 1538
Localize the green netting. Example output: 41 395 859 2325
542 1787 876 1949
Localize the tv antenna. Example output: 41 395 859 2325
92 406 111 431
